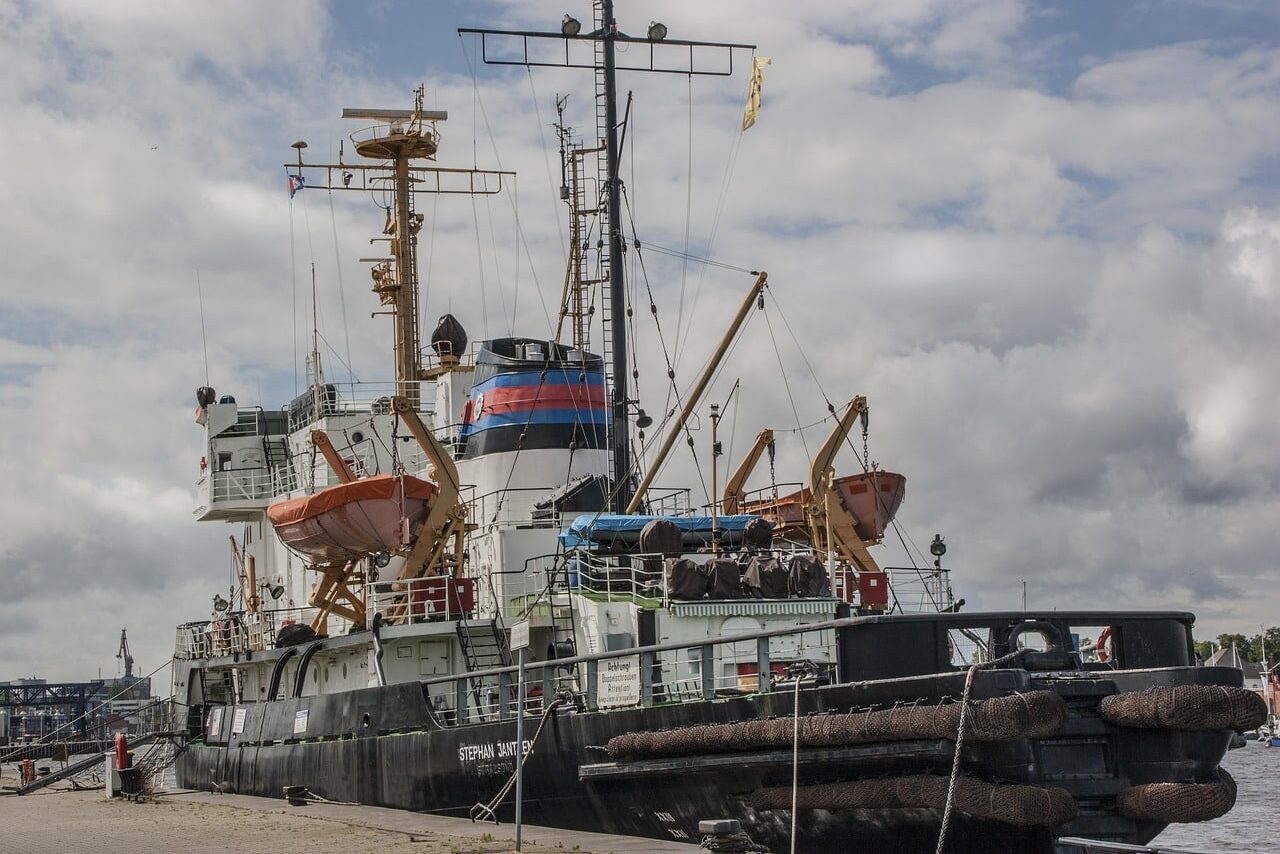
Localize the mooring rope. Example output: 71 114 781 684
470 695 568 824
790 674 801 854
935 648 1028 853
935 665 975 854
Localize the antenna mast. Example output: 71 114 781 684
286 89 513 412
459 5 754 511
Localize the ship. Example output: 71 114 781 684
171 4 1264 852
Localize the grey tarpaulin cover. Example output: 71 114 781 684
705 557 745 599
743 556 789 599
666 558 709 601
639 518 684 556
787 553 830 597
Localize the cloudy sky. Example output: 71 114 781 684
2 0 1279 682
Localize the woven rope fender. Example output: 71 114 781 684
605 690 1067 759
1098 685 1266 732
750 775 1077 827
1117 768 1237 823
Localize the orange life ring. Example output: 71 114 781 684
1096 627 1113 662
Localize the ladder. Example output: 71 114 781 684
456 618 512 716
592 0 617 469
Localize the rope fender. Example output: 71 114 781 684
1117 768 1236 823
606 690 1068 759
751 775 1078 828
1098 685 1266 732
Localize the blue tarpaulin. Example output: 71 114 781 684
559 514 760 550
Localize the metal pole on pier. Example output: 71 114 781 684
511 620 531 852
514 647 526 851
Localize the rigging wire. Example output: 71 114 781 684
619 184 709 502
525 67 567 266
637 242 753 274
674 73 694 361
761 301 813 466
326 184 356 384
195 268 210 387
469 191 491 339
674 106 748 365
481 187 509 336
459 33 556 338
421 190 441 344
289 194 299 396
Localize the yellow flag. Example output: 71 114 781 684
742 56 772 131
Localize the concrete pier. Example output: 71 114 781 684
2 769 702 854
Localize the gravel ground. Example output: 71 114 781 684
1 768 589 854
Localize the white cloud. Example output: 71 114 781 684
2 0 1279 680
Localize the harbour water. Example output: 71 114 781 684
1152 743 1277 851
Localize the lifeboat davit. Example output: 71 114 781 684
266 474 438 563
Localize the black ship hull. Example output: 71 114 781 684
174 611 1241 854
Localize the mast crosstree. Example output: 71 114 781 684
460 3 754 511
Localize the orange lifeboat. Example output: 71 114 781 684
833 470 906 541
745 470 906 543
267 474 438 562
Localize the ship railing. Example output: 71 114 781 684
173 608 334 659
522 545 861 611
467 487 566 530
418 619 839 726
207 466 276 503
496 553 663 619
285 380 439 433
562 551 666 606
881 566 955 614
644 487 695 516
366 578 475 625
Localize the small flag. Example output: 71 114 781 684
742 55 772 131
288 174 306 198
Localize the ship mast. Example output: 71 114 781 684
553 97 605 351
460 4 754 511
286 89 514 411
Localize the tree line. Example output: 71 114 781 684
1194 626 1280 665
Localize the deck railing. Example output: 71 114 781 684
419 617 839 726
173 608 326 659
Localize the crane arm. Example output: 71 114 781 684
627 272 768 513
310 430 357 483
807 396 882 575
392 397 466 580
116 628 134 679
808 397 866 495
722 428 774 516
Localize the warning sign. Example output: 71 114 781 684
293 708 309 735
597 655 641 709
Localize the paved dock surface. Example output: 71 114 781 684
2 772 701 853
